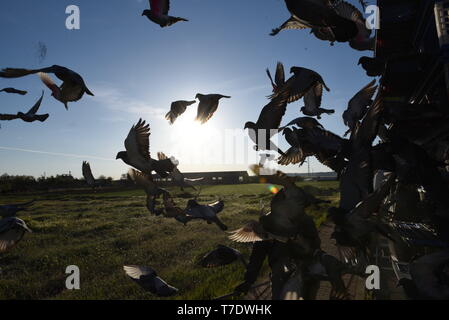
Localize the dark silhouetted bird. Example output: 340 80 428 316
0 91 49 123
195 94 230 124
301 84 335 119
157 152 203 191
277 0 358 42
183 199 227 231
0 217 32 253
343 80 377 136
142 0 188 28
245 89 290 156
0 65 93 110
123 265 178 297
281 116 324 130
358 57 385 77
82 161 97 189
0 87 27 95
165 100 196 124
398 251 449 300
128 168 167 215
116 119 176 178
198 245 248 268
0 200 35 218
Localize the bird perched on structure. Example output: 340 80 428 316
198 245 248 268
0 91 49 123
0 87 27 95
116 119 177 178
271 0 358 42
184 199 227 231
165 100 196 124
157 152 203 191
123 265 178 297
343 80 378 136
0 200 35 218
195 94 231 124
0 217 32 253
82 161 97 190
142 0 188 28
0 65 93 110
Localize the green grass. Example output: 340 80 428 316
0 181 339 300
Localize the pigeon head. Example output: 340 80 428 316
195 93 203 99
142 9 151 17
290 66 302 74
244 121 256 130
116 151 127 160
300 107 306 113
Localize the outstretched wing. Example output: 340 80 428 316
82 161 96 186
228 221 266 243
250 164 296 188
127 168 155 191
26 91 44 115
125 118 151 160
150 0 169 16
347 80 377 114
255 89 290 129
39 72 60 98
0 114 19 121
270 17 311 36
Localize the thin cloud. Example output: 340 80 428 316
0 146 114 161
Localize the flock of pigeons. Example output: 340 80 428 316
1 0 449 300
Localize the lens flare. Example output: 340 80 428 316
268 185 279 194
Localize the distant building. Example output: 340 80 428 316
152 171 250 186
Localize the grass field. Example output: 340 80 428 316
0 181 339 300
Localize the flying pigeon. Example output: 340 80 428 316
142 0 188 28
342 80 378 136
198 245 247 268
272 0 358 42
0 65 94 110
157 152 203 191
128 168 167 215
358 57 386 77
123 265 178 297
244 89 290 156
184 199 227 231
301 84 335 119
116 119 176 178
270 66 330 106
195 94 231 124
0 200 35 218
0 91 49 123
161 192 189 222
165 100 196 124
281 117 324 130
0 217 32 253
82 161 97 189
0 87 27 95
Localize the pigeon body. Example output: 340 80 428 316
0 87 27 95
198 245 247 268
343 80 377 136
0 217 32 252
123 265 178 297
184 199 227 230
128 168 167 215
279 0 358 42
195 94 230 124
165 100 196 124
142 0 188 28
116 119 176 178
0 65 93 110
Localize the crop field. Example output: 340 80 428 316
0 181 339 300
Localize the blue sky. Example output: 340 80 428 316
0 0 375 179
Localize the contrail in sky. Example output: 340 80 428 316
0 146 114 161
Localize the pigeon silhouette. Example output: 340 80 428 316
165 100 196 124
142 0 188 28
195 94 231 124
123 265 178 297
